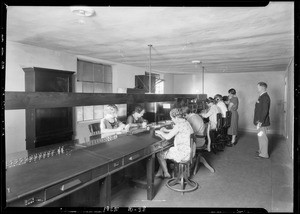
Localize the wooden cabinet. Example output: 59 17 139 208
23 67 74 149
135 75 156 93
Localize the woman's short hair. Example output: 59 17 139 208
228 88 236 95
104 104 118 115
181 106 191 115
214 94 223 101
206 97 216 104
258 82 268 89
133 105 145 114
170 108 184 118
223 96 229 102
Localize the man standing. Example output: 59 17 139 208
254 82 271 159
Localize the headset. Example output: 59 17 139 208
214 94 222 102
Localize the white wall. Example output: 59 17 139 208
5 41 146 154
173 71 285 134
163 73 174 94
285 58 294 159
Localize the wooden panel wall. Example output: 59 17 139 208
5 92 206 110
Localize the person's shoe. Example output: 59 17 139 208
163 173 172 179
255 154 269 159
233 139 238 145
155 169 164 178
155 173 164 178
226 143 233 147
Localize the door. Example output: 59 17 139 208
283 76 288 138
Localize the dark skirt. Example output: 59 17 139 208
228 110 238 135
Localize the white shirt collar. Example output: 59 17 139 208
260 91 267 96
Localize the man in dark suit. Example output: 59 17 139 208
254 82 271 159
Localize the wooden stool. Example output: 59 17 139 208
166 134 198 194
166 161 198 194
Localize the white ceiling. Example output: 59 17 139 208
7 2 294 74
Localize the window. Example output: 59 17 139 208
155 80 164 94
76 59 112 122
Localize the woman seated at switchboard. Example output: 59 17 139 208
182 106 207 149
154 108 194 178
200 97 220 130
100 104 130 137
214 94 228 118
126 105 148 129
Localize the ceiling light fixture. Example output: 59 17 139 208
192 60 201 64
70 6 95 17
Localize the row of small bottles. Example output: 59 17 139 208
6 146 70 169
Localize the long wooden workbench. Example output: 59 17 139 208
5 124 173 207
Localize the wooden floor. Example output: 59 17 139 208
109 132 293 212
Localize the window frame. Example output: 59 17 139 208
76 59 113 122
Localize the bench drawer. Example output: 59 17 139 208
124 150 144 165
92 164 109 179
45 172 91 200
109 158 123 172
7 190 45 207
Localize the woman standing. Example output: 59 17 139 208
226 88 239 146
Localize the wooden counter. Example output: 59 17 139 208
6 126 173 207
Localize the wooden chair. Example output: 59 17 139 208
166 134 198 194
193 124 215 175
88 123 101 140
223 111 232 130
210 113 225 152
215 111 232 148
223 111 232 145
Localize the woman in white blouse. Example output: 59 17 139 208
200 97 221 130
214 94 228 118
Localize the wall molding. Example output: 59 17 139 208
239 128 283 136
5 92 207 110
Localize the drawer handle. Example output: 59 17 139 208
24 197 44 206
60 179 82 191
113 162 120 167
129 154 141 161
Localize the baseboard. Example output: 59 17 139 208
239 128 283 136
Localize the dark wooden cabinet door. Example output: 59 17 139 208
23 67 75 149
135 75 156 93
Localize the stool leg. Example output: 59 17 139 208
166 163 198 193
169 165 180 186
171 167 175 178
181 165 185 195
184 167 194 187
180 165 184 190
172 164 178 178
